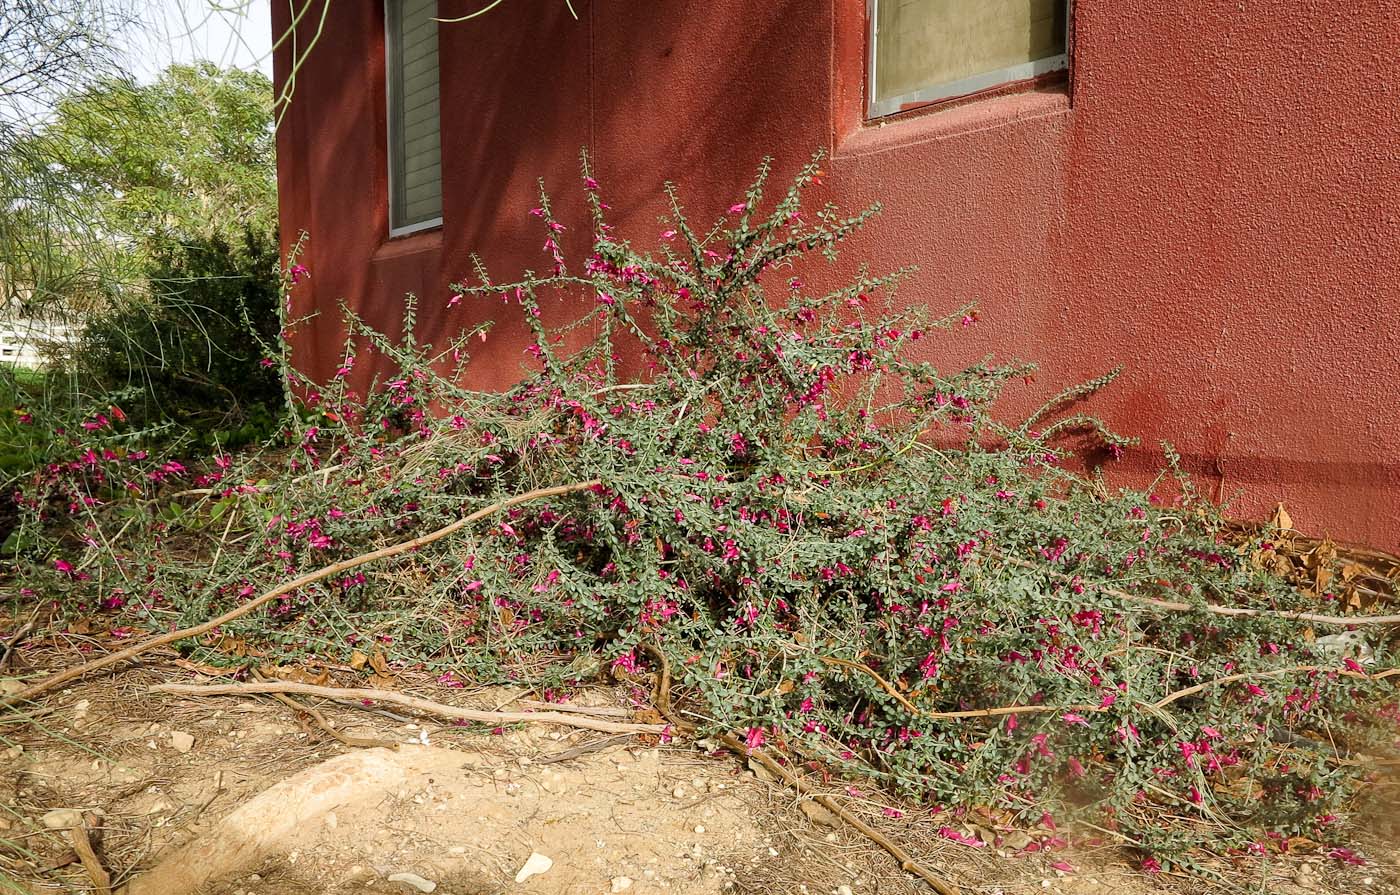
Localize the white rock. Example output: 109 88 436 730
514 852 553 883
611 877 634 892
169 731 195 753
387 871 437 892
837 887 854 895
694 825 706 834
672 785 687 798
41 808 83 829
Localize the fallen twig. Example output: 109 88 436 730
1 480 599 708
514 699 633 718
639 642 960 895
69 817 112 895
818 656 922 716
1153 664 1400 709
1007 556 1400 626
0 610 39 672
150 680 666 735
538 734 631 764
251 669 400 750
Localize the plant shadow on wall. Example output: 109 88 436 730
10 152 1400 883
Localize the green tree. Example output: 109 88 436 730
4 62 275 314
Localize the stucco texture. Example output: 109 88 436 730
272 0 1400 546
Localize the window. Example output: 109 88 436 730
868 0 1068 118
386 0 442 235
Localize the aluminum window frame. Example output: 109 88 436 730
385 0 444 237
866 0 1071 119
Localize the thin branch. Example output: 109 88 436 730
1007 557 1400 627
2 480 600 707
150 680 666 735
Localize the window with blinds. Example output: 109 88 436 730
386 0 442 234
869 0 1068 118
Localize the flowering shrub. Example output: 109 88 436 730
11 154 1397 868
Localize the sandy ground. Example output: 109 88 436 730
1 657 1396 895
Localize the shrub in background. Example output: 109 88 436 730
65 227 285 449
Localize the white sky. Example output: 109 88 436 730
121 0 274 82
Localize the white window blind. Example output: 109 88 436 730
387 0 442 234
869 0 1068 118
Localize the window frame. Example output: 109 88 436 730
865 0 1071 120
384 0 444 238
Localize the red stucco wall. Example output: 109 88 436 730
271 1 1400 547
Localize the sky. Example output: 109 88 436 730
122 0 274 83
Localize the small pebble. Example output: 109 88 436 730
611 877 634 893
387 871 436 893
40 808 83 830
514 852 553 883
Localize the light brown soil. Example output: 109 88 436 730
1 661 1395 895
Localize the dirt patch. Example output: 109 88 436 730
1 663 1395 895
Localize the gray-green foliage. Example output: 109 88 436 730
14 156 1396 868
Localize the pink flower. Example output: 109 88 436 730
289 263 309 284
743 727 766 749
937 827 985 848
1062 713 1089 727
1328 847 1366 866
611 651 639 675
728 202 747 214
53 559 74 576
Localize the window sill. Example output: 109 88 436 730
836 88 1071 160
374 226 443 261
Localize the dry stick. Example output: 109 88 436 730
1006 556 1400 626
818 656 922 716
68 822 112 895
150 680 667 736
514 699 633 718
250 669 400 750
2 480 600 708
723 732 959 895
818 656 1107 720
0 610 38 672
1153 665 1400 710
638 643 960 895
